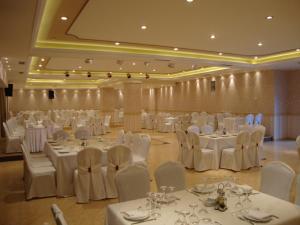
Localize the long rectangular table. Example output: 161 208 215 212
44 138 112 197
107 189 300 225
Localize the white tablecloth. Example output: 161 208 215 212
107 189 300 225
24 126 47 152
44 139 112 197
224 117 245 133
199 135 236 169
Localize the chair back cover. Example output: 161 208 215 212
55 213 68 225
201 124 214 134
296 136 300 159
236 131 250 149
53 130 69 141
154 161 186 191
245 114 254 125
74 127 90 140
295 174 300 206
51 204 63 219
116 129 125 144
115 164 150 202
187 125 200 134
260 161 295 201
131 134 151 160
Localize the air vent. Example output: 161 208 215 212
19 61 25 65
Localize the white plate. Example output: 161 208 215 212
157 195 177 204
193 184 216 194
243 213 272 222
53 146 63 150
123 211 149 221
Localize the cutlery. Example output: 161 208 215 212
237 215 255 225
271 215 279 219
185 188 200 197
131 218 156 224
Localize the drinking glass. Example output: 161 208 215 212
189 203 199 225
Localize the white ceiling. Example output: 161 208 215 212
69 0 300 56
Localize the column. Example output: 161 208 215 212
123 81 142 132
100 87 116 121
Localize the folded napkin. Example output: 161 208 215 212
123 210 147 219
247 209 272 220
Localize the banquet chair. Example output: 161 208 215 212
104 115 111 133
295 174 300 206
216 113 224 131
176 130 192 168
74 127 91 140
124 131 133 148
245 114 254 125
296 136 300 159
187 125 200 134
74 147 106 203
101 145 132 198
260 161 295 201
115 129 125 144
2 122 22 153
201 124 214 135
154 161 186 191
51 204 63 218
131 134 151 165
254 113 263 125
248 130 264 167
21 143 53 167
54 213 68 225
115 164 150 202
188 132 214 171
53 130 70 141
22 144 56 200
220 131 251 171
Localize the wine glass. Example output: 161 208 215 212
160 186 167 201
181 210 190 225
189 203 199 225
174 211 184 225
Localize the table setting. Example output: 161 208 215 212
107 176 300 225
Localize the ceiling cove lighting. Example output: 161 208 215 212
186 0 194 2
60 16 68 21
141 25 147 30
266 16 273 20
258 42 263 46
210 34 216 39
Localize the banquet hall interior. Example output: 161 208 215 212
1 0 300 225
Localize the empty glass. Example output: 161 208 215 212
189 203 199 225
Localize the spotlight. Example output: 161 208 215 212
65 71 70 77
87 72 92 77
144 62 150 67
127 73 131 79
107 72 112 78
145 73 150 79
84 58 93 64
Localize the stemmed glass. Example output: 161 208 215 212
152 193 162 218
160 186 167 202
189 203 199 225
174 211 184 225
181 210 190 225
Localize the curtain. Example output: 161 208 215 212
0 88 7 137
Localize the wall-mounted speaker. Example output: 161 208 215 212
48 90 55 99
5 84 13 97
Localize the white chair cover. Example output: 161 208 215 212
115 164 150 202
131 134 151 164
187 125 200 134
102 145 132 198
260 161 295 201
53 130 69 141
51 204 63 218
176 130 191 168
74 147 106 203
296 136 300 159
295 174 300 206
201 124 214 134
154 161 186 191
220 131 251 171
2 122 21 153
248 130 264 167
189 132 214 171
115 129 125 144
74 127 91 140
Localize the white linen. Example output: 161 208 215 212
198 135 236 169
24 126 47 152
115 164 150 202
107 189 300 225
44 139 111 197
224 117 244 133
176 130 192 168
295 174 300 206
296 136 300 159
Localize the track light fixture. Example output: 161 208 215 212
64 71 70 77
145 73 150 79
87 72 92 77
107 72 112 78
127 73 131 79
84 58 93 64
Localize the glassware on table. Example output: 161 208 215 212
181 210 190 225
151 192 162 218
235 194 244 209
198 197 209 216
189 203 199 225
174 210 184 225
160 186 167 201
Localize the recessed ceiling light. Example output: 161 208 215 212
5 60 8 63
8 68 11 71
174 47 179 51
132 62 136 66
115 42 120 46
218 52 223 56
186 0 194 2
38 64 43 67
254 56 258 59
37 69 40 72
139 72 143 75
78 66 82 69
60 16 68 21
3 57 8 60
210 34 216 39
119 67 123 70
266 16 273 20
258 42 263 46
72 69 76 72
41 58 45 62
7 65 11 67
152 69 156 72
141 25 147 30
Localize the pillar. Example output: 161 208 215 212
100 87 116 121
